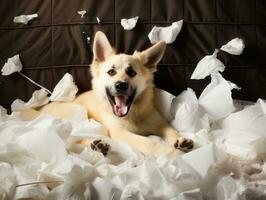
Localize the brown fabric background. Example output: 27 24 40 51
0 0 266 109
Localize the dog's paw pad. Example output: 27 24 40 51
90 139 110 156
174 137 194 152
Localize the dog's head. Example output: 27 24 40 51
90 31 166 118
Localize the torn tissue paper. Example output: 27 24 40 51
171 88 210 133
191 49 225 80
1 54 22 76
77 10 86 18
121 16 139 30
199 73 239 121
50 73 78 102
182 144 227 179
96 17 101 24
148 20 183 44
17 126 67 163
220 38 245 55
13 14 38 25
219 99 266 159
155 88 175 122
11 89 50 111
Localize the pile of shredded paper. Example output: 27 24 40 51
1 23 266 198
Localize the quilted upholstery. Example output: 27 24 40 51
0 0 266 109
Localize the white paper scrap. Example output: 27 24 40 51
148 20 183 44
11 89 50 112
1 54 22 76
199 73 239 121
171 188 203 200
121 16 139 30
182 144 228 179
154 88 175 122
77 10 86 18
17 127 67 163
171 88 210 133
191 49 225 80
13 14 38 25
50 73 78 102
219 99 266 159
220 38 245 55
96 17 101 24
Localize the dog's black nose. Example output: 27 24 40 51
115 81 128 92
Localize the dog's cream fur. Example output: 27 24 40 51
23 31 193 158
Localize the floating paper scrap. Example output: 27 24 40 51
171 88 210 133
11 89 50 112
96 17 101 24
50 73 78 102
220 38 245 55
191 49 225 80
182 144 228 179
13 14 38 25
77 10 86 18
148 20 183 44
1 54 22 76
121 16 139 30
87 37 91 44
154 88 175 122
199 73 240 122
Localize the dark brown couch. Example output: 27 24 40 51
1 0 266 109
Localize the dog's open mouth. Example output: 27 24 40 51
106 88 136 117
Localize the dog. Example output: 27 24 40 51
25 31 194 158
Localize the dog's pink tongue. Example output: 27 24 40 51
114 96 128 117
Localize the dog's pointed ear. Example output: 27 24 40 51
93 31 114 62
138 41 166 69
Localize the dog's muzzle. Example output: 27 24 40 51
106 81 136 117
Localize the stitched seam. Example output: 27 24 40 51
1 21 265 30
20 64 264 70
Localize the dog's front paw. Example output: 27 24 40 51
174 137 194 153
90 139 111 156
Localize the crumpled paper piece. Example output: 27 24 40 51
11 89 50 112
154 88 175 122
13 14 38 24
17 126 67 163
171 88 210 133
1 54 22 76
96 17 101 24
170 188 203 200
50 73 78 102
121 16 139 30
219 99 266 159
0 163 16 199
77 10 86 18
148 20 183 44
0 106 7 119
216 176 266 200
220 38 245 55
191 49 225 80
199 73 240 122
182 144 228 179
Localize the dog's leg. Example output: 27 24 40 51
109 127 182 158
145 111 194 153
71 138 111 156
156 124 194 153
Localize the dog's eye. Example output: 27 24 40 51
107 69 116 76
126 67 137 77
